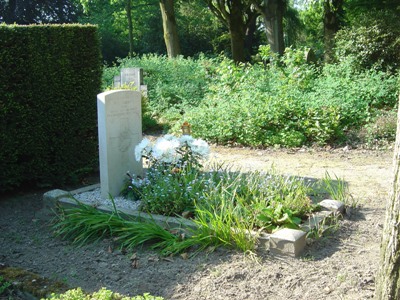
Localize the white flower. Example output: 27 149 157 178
135 138 152 161
152 137 180 163
179 135 195 146
190 139 210 158
163 134 176 141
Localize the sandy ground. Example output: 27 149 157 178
0 145 393 299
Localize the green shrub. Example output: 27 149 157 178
103 55 211 120
335 10 400 73
0 276 11 295
45 287 163 300
102 51 398 148
361 109 398 145
0 24 102 191
180 55 342 147
306 60 399 128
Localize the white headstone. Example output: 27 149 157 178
121 68 143 90
97 90 143 198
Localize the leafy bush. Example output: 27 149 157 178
0 276 11 295
335 10 400 73
102 51 399 147
180 55 343 146
306 60 399 128
360 109 398 145
103 54 211 122
46 287 163 300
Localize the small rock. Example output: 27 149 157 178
363 276 374 284
343 145 351 152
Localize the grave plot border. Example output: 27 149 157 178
43 186 345 257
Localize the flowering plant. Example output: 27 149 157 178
135 134 210 172
121 134 210 209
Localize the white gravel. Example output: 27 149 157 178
72 187 141 211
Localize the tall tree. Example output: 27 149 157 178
176 0 227 56
80 0 180 58
252 0 286 55
376 94 400 299
80 0 135 56
297 0 343 62
203 0 257 62
159 0 181 57
125 0 134 56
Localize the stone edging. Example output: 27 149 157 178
43 186 345 258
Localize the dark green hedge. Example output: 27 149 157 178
0 24 102 192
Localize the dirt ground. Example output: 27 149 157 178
0 145 394 300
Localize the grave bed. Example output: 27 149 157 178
43 186 345 258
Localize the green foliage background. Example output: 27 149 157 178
104 49 398 147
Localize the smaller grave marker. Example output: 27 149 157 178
121 68 143 90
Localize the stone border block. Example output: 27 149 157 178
319 199 345 214
43 189 71 210
45 188 197 232
70 184 100 195
269 228 306 257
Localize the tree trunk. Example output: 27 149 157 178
125 0 134 57
159 0 181 58
323 0 343 63
376 94 400 299
228 0 246 63
257 0 285 56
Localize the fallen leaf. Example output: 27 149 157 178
162 257 174 262
180 253 188 260
130 253 139 268
148 256 159 262
131 259 139 269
